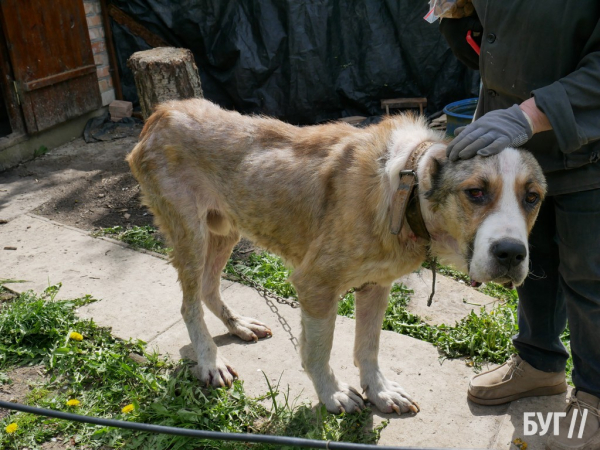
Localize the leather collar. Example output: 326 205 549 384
389 140 438 307
389 141 434 241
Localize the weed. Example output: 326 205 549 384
0 283 384 449
94 227 573 379
33 146 48 158
226 252 296 299
228 252 573 375
93 225 170 254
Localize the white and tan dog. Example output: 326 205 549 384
127 99 546 415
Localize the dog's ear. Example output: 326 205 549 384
422 153 447 203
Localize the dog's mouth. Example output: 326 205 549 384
469 273 517 289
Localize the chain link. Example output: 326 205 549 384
224 264 300 308
225 263 377 308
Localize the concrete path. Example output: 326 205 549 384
0 213 572 450
1 154 571 449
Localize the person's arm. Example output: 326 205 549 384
447 48 600 161
531 47 600 153
519 97 552 134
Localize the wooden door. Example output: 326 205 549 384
0 0 102 133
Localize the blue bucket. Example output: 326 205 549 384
443 98 479 137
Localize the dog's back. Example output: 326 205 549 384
127 98 390 265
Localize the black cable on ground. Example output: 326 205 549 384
0 400 484 450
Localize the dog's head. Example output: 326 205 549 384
422 148 546 286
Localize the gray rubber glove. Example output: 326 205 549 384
446 104 533 161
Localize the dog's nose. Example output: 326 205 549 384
492 239 527 268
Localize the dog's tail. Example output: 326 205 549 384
126 102 233 239
126 105 170 180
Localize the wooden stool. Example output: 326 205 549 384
381 97 427 115
338 116 366 125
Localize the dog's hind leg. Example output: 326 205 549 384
201 232 272 342
295 284 365 414
156 205 238 388
354 284 420 414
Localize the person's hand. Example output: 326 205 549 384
446 105 534 161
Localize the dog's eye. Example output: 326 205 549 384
466 189 485 199
525 192 540 204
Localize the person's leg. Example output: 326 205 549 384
554 188 600 398
513 196 570 372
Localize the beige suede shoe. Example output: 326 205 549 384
468 354 567 405
546 390 600 450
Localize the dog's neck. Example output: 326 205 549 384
389 141 435 241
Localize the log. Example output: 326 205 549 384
127 47 203 120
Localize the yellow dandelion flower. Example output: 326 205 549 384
513 438 528 450
121 404 135 414
5 423 18 434
69 332 83 341
66 399 81 407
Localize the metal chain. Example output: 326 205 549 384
225 262 376 309
224 264 300 308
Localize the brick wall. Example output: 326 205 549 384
84 0 116 106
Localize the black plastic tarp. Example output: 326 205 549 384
109 0 478 124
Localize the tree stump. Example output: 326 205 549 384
127 47 204 120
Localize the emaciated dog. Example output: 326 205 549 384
127 99 546 415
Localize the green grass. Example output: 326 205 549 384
93 225 170 255
0 283 386 449
33 145 48 158
225 250 573 377
95 225 573 378
226 252 296 299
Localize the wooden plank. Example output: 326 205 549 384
381 98 428 108
108 4 169 48
0 0 101 133
0 9 26 135
22 65 97 92
20 73 101 132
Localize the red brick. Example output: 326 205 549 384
91 41 105 54
94 52 108 66
88 26 104 41
84 2 95 15
99 78 113 93
86 15 102 27
109 100 133 121
96 66 110 79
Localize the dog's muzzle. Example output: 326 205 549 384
491 238 527 270
488 238 528 284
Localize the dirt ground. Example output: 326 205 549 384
0 360 85 449
30 126 153 231
4 126 258 261
0 366 46 421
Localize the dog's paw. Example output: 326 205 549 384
192 358 239 388
227 316 272 342
321 383 365 414
364 378 420 415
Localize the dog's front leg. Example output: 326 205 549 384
299 297 365 414
354 284 420 414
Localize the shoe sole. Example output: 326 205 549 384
468 380 568 406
